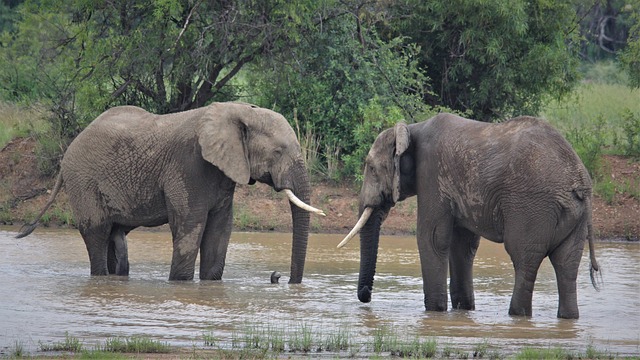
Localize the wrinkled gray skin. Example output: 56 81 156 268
355 113 599 319
18 102 312 283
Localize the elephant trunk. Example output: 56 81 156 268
358 207 387 302
287 159 311 284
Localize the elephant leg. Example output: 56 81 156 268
199 203 233 280
168 221 206 281
417 214 453 312
79 223 111 276
504 228 548 317
549 227 587 319
107 226 129 276
449 227 480 310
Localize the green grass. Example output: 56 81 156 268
100 336 171 353
10 326 634 359
40 332 83 352
542 82 640 155
0 101 49 149
37 334 170 357
233 204 268 230
10 340 26 358
515 346 573 359
541 74 640 200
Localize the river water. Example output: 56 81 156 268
0 226 638 356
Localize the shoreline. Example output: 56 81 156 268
1 137 639 242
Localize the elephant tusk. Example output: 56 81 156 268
284 189 326 216
337 207 373 249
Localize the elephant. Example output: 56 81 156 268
17 102 325 283
338 113 600 319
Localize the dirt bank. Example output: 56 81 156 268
1 137 638 240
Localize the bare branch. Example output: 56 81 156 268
172 0 202 51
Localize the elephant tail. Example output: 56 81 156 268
15 172 63 239
587 221 602 291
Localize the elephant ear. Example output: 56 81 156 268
197 106 251 184
393 122 410 203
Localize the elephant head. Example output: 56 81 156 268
198 102 324 283
338 122 415 301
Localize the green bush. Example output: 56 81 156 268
35 130 65 177
621 109 640 158
340 99 407 182
563 116 607 178
249 22 429 181
594 177 618 205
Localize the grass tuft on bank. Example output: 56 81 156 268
17 325 632 359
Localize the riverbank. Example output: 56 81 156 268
1 137 639 240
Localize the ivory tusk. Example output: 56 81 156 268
337 207 373 249
284 189 326 216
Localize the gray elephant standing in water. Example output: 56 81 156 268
18 102 325 283
339 113 600 319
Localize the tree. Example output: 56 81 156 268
0 0 313 137
382 0 582 121
620 0 640 87
0 0 24 33
576 0 637 61
249 2 430 179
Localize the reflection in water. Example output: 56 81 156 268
0 227 638 356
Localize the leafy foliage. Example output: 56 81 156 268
621 109 640 157
0 0 637 181
382 0 582 121
619 0 640 87
0 0 311 138
249 10 430 179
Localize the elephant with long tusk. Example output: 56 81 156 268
340 113 600 319
16 102 325 283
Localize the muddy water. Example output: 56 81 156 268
0 226 638 356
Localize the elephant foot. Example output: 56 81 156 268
451 295 475 310
424 302 447 312
557 308 579 319
169 272 195 281
114 262 129 276
358 286 372 303
508 306 532 317
200 266 224 280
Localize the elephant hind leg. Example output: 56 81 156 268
504 229 548 317
79 223 112 276
107 225 130 276
549 224 587 319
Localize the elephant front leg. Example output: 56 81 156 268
169 223 205 281
199 204 233 280
417 217 453 312
449 227 480 310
